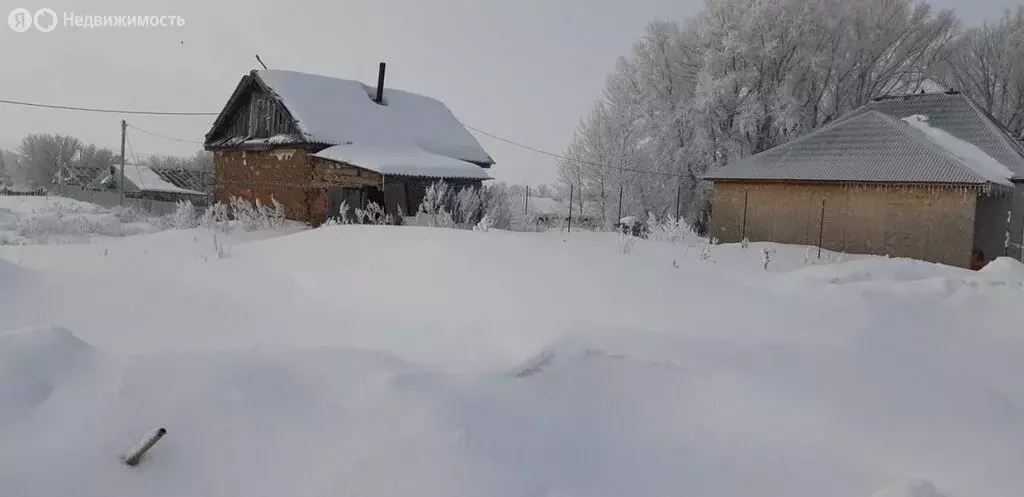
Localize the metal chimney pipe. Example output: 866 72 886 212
376 62 386 104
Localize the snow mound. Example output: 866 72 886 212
778 257 965 286
980 256 1024 283
0 325 92 415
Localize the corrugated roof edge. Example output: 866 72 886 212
702 111 889 180
703 110 1010 190
846 92 1024 179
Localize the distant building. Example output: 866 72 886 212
704 92 1024 268
203 65 494 224
86 164 209 203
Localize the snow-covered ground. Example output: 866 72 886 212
1 196 1023 497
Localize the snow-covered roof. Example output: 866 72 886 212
255 70 494 166
313 144 491 180
92 165 206 195
902 115 1014 187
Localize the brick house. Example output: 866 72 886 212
704 92 1024 268
203 65 494 224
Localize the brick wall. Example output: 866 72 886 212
711 181 978 267
213 149 380 224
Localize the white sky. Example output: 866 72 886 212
0 0 1013 185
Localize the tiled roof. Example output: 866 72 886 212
848 93 1024 177
704 111 995 185
704 92 1024 184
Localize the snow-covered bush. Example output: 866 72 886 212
355 202 393 226
418 181 456 228
473 214 493 232
761 248 776 270
218 196 286 231
648 216 691 244
200 202 229 231
741 237 750 249
456 186 484 226
482 183 518 231
163 200 197 230
416 181 528 231
618 232 637 254
228 196 259 230
698 245 713 262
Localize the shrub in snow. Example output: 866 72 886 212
418 181 457 228
648 216 691 244
164 200 197 230
473 214 493 232
618 233 637 255
761 248 776 270
228 196 259 230
338 200 351 224
482 183 517 231
215 196 287 232
110 205 149 224
200 202 230 231
416 181 525 231
456 186 484 226
741 237 750 249
355 202 394 226
698 246 712 262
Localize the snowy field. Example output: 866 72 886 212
1 196 1023 497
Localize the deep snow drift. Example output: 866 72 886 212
1 198 1023 497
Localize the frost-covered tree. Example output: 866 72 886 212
940 6 1024 138
560 0 960 231
15 134 82 188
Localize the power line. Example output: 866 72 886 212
462 123 684 178
127 124 205 145
0 98 218 116
0 94 683 179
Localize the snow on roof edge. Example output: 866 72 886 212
312 144 491 180
901 115 1015 187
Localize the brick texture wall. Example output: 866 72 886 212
711 181 978 267
214 149 380 224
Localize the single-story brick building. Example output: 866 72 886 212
203 65 494 224
704 92 1024 268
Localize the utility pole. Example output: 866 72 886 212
119 119 126 206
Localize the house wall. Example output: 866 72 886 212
1010 183 1024 261
973 190 1013 262
383 177 483 217
213 149 380 224
711 181 978 267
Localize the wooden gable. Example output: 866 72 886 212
204 73 304 150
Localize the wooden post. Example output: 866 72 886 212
524 185 530 217
567 183 574 234
674 180 681 220
123 427 167 467
741 189 749 240
817 198 825 259
119 119 126 206
616 183 623 224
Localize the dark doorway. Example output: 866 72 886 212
326 187 365 222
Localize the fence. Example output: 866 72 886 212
52 185 209 216
0 187 47 196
